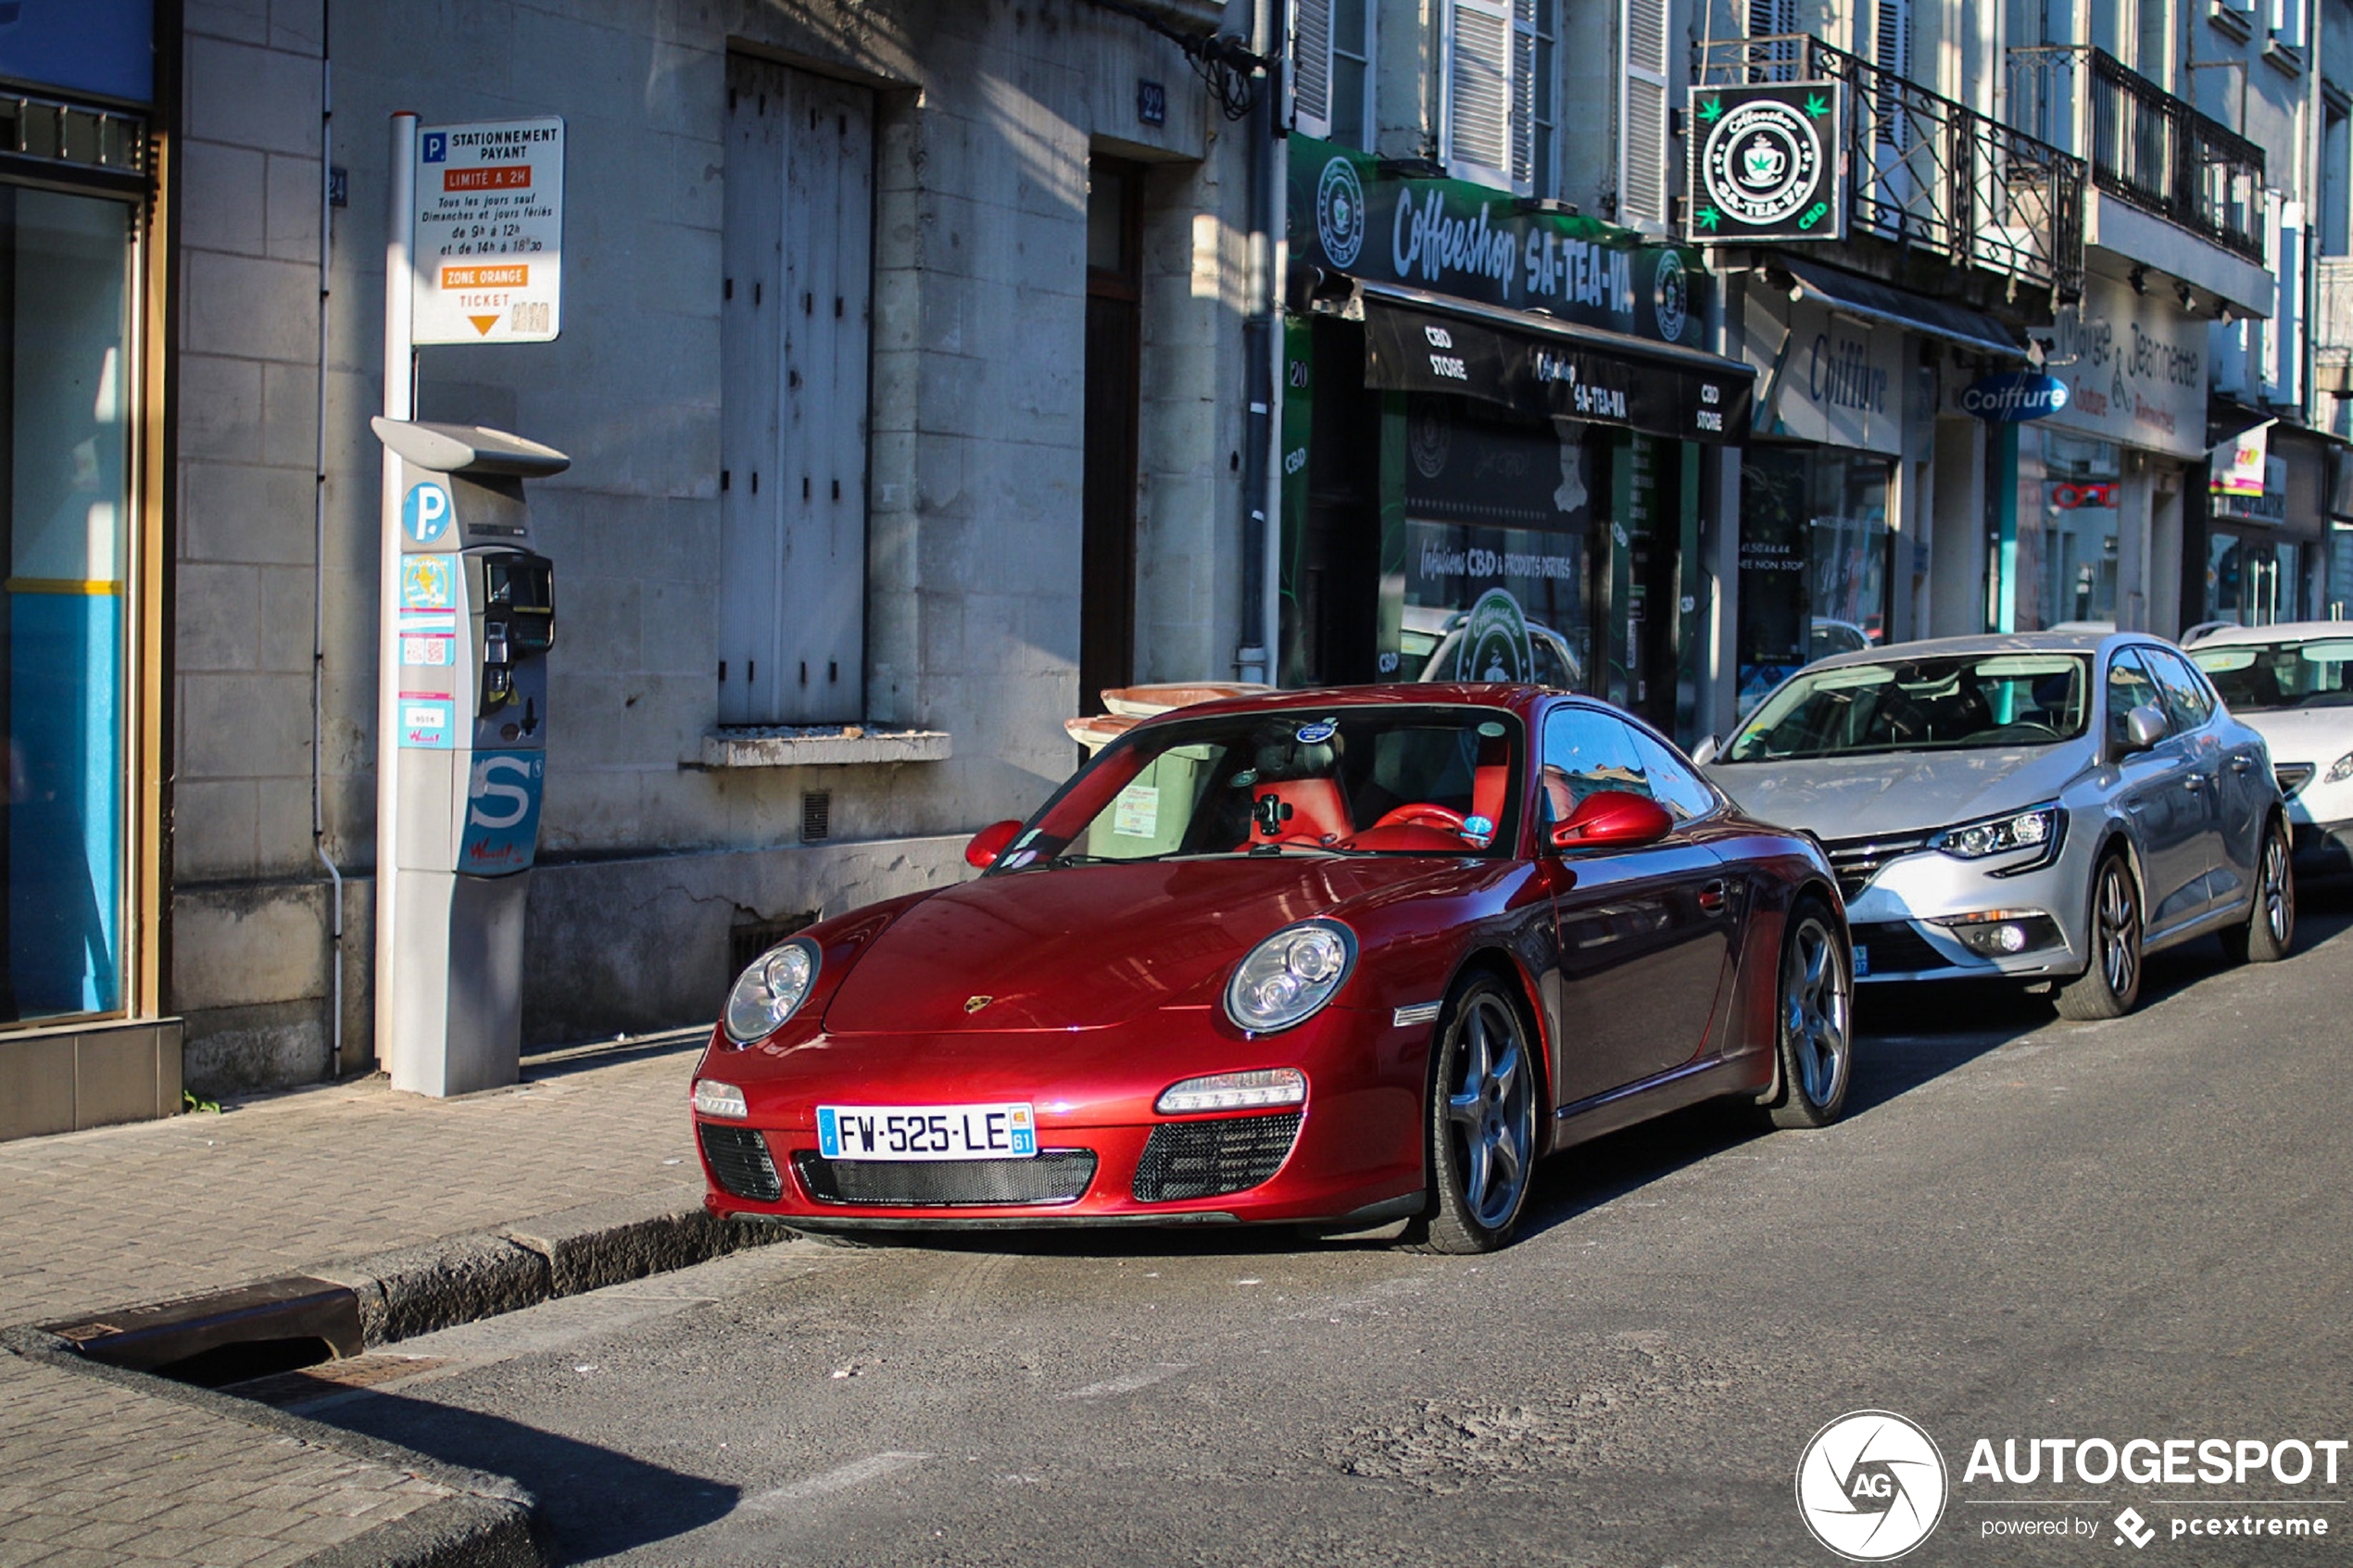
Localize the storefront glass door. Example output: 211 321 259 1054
2208 532 2304 628
5 187 133 1022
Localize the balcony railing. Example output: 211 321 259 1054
2316 257 2353 374
1696 36 2085 302
2006 45 2264 266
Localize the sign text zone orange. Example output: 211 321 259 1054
440 264 529 289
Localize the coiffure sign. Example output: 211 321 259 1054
1740 282 1905 455
1288 135 1708 350
1962 371 2070 421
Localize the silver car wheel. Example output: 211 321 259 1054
1443 993 1534 1231
1783 913 1850 1109
2096 860 2139 997
2260 828 2291 946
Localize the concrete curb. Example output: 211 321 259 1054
1 1326 546 1568
316 1185 787 1347
12 1186 794 1565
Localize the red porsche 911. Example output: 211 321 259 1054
691 685 1853 1253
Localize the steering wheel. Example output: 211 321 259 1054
1372 803 1467 834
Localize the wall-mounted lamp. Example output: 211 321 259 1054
2129 266 2148 295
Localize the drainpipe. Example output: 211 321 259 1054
1237 0 1283 687
311 12 344 1081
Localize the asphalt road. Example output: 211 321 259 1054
264 900 2353 1567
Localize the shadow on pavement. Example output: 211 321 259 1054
287 1388 737 1563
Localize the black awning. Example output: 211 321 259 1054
1361 289 1753 445
1773 257 2026 359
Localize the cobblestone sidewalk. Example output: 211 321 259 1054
0 1036 710 1329
0 1034 719 1567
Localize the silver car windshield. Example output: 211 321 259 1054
2189 638 2353 712
1724 653 2093 761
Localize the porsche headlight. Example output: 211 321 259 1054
2326 751 2353 785
722 939 818 1045
1224 921 1354 1034
1933 803 2061 861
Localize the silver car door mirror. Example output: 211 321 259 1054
1690 734 1720 766
2124 703 2170 751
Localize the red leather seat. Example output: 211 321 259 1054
1471 763 1509 831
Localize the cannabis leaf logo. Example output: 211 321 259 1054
1695 205 1722 231
1805 92 1830 117
1696 96 1723 123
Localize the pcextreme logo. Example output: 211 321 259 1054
1796 1410 1950 1562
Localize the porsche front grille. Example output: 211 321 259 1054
1820 831 1933 899
699 1123 784 1202
1132 1111 1302 1203
791 1149 1099 1207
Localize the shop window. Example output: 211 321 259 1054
1292 0 1375 149
718 55 873 725
1736 446 1893 712
2017 430 2121 631
5 188 134 1021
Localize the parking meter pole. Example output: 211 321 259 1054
376 111 417 1085
376 420 568 1097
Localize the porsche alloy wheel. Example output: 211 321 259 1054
1410 975 1538 1255
1765 902 1852 1130
2056 853 2142 1021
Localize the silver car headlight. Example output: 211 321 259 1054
1932 803 2062 862
2326 751 2353 785
722 939 819 1045
1224 921 1355 1034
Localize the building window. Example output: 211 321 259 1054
1526 0 1557 196
1618 0 1672 223
719 55 874 725
6 187 137 1022
1293 0 1373 148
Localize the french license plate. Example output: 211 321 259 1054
817 1102 1038 1161
1854 945 1870 977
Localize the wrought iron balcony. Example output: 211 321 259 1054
1695 36 2085 302
2006 45 2264 266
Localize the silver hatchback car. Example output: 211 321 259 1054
1697 632 2295 1019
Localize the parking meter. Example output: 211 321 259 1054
372 417 569 1097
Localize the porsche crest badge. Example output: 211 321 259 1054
964 995 993 1013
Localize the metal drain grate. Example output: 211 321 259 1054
801 790 831 842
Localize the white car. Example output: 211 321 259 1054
2188 621 2353 881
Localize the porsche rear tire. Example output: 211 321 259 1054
1403 973 1539 1256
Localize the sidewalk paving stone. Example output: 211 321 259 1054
0 1036 737 1566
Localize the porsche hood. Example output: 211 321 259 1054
821 856 1454 1033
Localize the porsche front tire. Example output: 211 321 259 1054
1404 973 1539 1256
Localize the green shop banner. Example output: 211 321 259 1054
1289 135 1712 351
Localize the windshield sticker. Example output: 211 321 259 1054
1112 784 1162 838
1230 768 1260 789
1462 814 1495 845
1295 718 1340 744
998 849 1038 871
1478 721 1506 737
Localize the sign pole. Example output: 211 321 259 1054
375 110 416 1083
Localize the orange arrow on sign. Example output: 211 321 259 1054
468 314 499 336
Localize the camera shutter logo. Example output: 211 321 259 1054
1316 157 1367 269
1704 100 1821 229
1794 1410 1948 1561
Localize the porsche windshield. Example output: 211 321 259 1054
2190 639 2353 712
999 706 1525 866
1724 653 2093 761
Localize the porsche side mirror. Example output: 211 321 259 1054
2123 703 2170 753
964 819 1023 869
1690 734 1720 766
1548 790 1674 851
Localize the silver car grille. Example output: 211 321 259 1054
1820 831 1934 900
2276 763 2315 797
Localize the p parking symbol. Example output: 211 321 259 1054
403 481 453 544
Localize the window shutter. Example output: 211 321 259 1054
1292 0 1334 140
1618 0 1670 225
1872 0 1913 149
1512 0 1539 189
1748 0 1797 81
1446 0 1515 188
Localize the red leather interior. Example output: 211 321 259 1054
1471 763 1508 830
1244 779 1354 846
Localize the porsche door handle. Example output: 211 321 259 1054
1697 880 1729 914
2229 755 2256 774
